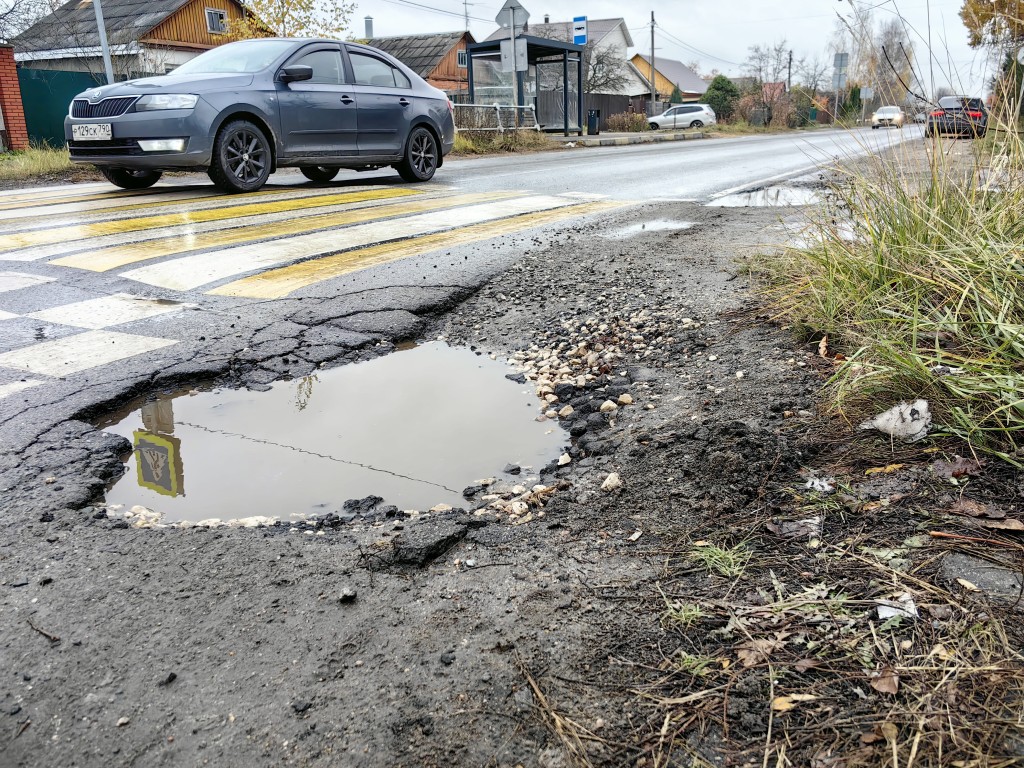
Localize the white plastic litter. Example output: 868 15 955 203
858 399 931 443
804 476 835 493
876 593 918 620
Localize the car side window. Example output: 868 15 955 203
350 52 410 88
291 49 344 85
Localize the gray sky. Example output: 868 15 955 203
354 0 994 96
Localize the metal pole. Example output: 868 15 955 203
509 7 516 106
92 0 115 84
563 50 569 137
649 11 656 113
577 53 583 135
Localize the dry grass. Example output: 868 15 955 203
0 145 74 181
452 130 559 156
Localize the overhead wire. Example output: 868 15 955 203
375 0 493 24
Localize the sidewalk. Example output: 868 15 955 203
548 130 705 147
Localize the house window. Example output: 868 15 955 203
206 8 227 33
457 49 467 68
164 64 179 74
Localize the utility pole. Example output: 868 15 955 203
787 50 793 92
650 11 656 113
463 0 472 32
92 0 114 84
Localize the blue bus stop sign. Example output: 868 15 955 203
573 16 587 45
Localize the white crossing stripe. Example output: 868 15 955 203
0 380 44 399
0 330 178 377
120 195 579 291
0 271 57 293
27 293 185 330
0 188 222 223
0 310 18 321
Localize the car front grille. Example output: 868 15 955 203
71 97 137 119
68 139 143 157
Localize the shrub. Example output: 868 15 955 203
605 111 650 132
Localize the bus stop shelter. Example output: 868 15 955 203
466 36 585 136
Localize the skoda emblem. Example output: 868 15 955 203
87 90 102 102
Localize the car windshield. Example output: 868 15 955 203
938 96 984 111
877 107 899 116
173 40 294 74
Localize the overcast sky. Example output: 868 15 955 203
354 0 994 96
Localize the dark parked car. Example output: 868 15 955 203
65 38 456 193
925 96 987 138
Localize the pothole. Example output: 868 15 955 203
95 342 566 525
601 220 696 239
707 186 821 207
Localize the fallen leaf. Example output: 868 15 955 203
950 499 1004 519
932 456 984 479
929 644 952 660
860 729 884 745
818 335 829 358
794 658 824 673
880 721 899 742
771 693 818 711
865 463 904 476
736 636 786 668
956 578 980 592
978 517 1024 531
870 667 900 695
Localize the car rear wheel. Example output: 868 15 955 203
690 120 704 128
209 119 271 193
100 167 162 190
396 126 438 183
300 166 340 183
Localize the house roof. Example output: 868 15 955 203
484 17 632 48
632 54 707 95
13 0 198 52
365 31 471 78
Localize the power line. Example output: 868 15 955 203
655 26 741 67
375 0 493 24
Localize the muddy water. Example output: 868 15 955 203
601 220 695 239
98 342 564 523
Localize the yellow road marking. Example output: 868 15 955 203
208 201 622 299
0 188 420 253
54 191 521 272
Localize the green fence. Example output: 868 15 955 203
18 68 104 147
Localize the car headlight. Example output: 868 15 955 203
135 94 198 111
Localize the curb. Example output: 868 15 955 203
566 132 705 148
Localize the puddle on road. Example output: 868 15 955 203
707 186 821 208
602 220 695 239
97 342 565 524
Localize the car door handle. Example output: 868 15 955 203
340 95 354 104
399 98 410 106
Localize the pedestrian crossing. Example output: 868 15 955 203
0 180 624 395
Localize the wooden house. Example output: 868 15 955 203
365 31 475 94
629 54 707 101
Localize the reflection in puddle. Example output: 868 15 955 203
707 186 821 207
602 220 695 239
98 342 565 523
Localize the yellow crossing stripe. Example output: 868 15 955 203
0 188 420 253
54 191 521 272
208 201 622 299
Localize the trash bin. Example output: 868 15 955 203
587 109 600 135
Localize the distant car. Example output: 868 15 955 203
871 105 905 128
925 96 988 138
912 111 927 123
64 38 456 193
649 104 716 130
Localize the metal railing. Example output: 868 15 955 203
454 103 541 132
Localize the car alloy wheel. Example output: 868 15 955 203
209 119 271 193
397 127 438 183
301 166 340 183
690 120 704 128
100 167 162 190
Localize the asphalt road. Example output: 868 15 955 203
0 126 917 453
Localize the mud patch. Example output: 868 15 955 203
708 185 821 207
96 342 566 523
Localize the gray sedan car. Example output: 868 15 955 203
65 38 456 193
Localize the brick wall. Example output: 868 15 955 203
0 45 29 150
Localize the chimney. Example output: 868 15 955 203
364 16 373 38
544 14 549 23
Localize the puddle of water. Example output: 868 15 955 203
97 342 564 524
707 186 821 208
602 220 695 239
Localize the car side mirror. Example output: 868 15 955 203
279 65 313 83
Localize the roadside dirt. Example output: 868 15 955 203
2 147 1022 767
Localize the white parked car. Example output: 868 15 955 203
871 105 905 128
649 104 716 130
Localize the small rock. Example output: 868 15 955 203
599 400 618 413
440 651 456 666
116 717 130 727
292 700 312 714
429 504 453 513
158 672 177 687
503 463 522 475
338 587 358 604
601 473 623 492
557 453 571 466
558 405 575 418
617 394 634 405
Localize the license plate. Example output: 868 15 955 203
72 123 112 141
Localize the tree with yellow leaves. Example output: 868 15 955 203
960 0 1024 47
229 0 355 39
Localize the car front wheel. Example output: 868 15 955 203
209 119 271 193
301 166 340 183
396 126 438 183
100 167 162 189
649 122 659 130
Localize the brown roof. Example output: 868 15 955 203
366 31 472 78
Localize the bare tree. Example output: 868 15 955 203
744 40 796 124
798 55 829 97
0 0 46 42
529 24 630 93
